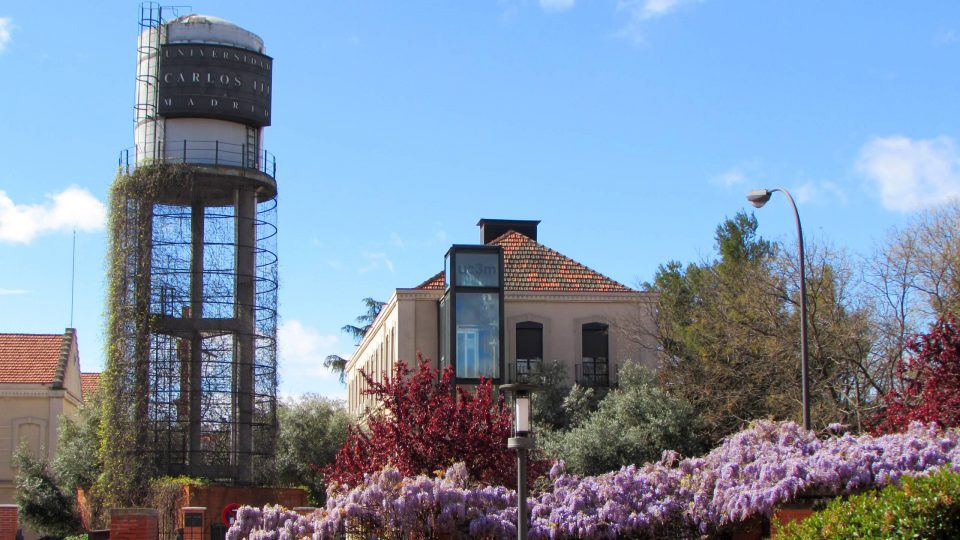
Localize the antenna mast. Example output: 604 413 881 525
70 228 76 328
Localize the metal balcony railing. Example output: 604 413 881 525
507 358 543 384
576 357 615 388
119 140 277 178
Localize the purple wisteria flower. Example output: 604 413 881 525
226 421 960 539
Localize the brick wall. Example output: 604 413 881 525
182 485 307 529
111 508 159 540
0 505 17 540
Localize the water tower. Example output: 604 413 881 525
109 3 278 485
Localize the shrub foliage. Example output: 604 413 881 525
779 468 960 539
273 394 350 504
14 443 83 537
540 362 709 476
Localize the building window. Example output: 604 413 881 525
454 252 500 287
515 321 543 382
455 292 500 379
580 322 609 387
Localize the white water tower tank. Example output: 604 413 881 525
134 14 272 171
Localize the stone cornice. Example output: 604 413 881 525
395 288 444 300
0 386 65 398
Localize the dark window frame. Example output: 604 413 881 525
514 321 543 383
439 245 505 384
580 322 609 387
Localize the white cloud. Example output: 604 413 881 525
389 232 405 248
0 186 106 244
711 161 759 188
0 288 30 296
791 182 818 205
0 18 13 55
934 29 959 45
278 319 340 380
540 0 576 13
359 252 394 273
614 0 703 44
856 135 960 213
631 0 700 20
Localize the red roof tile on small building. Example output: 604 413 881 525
0 332 66 385
415 271 445 290
80 372 101 398
413 230 635 293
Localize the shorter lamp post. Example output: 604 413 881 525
500 383 538 540
747 187 811 431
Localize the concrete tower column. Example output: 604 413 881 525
235 184 257 481
189 200 204 467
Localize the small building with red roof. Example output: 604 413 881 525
345 219 657 416
0 328 89 505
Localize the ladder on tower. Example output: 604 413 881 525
245 126 259 170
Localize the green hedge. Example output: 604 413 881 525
778 468 960 539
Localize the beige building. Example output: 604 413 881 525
346 219 657 416
0 329 95 505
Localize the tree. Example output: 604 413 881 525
323 357 547 488
528 359 573 431
541 362 709 476
645 212 873 441
772 240 875 431
341 297 387 343
54 390 103 496
14 443 83 537
325 297 386 383
872 314 960 434
646 213 795 442
273 394 350 505
863 201 960 401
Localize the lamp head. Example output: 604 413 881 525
515 393 530 435
500 383 538 437
747 189 772 208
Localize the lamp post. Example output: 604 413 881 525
500 383 537 540
746 188 811 431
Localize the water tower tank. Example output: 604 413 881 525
133 11 274 195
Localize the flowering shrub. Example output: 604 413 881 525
229 421 960 539
324 358 548 488
679 420 960 533
225 505 315 540
873 314 960 433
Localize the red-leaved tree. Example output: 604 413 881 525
872 314 960 434
324 357 549 488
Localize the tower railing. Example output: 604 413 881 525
119 140 278 178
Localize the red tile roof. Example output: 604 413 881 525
414 231 635 293
415 271 446 290
0 333 65 384
80 372 101 398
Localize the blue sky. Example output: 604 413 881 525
1 1 958 399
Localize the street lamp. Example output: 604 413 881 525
500 383 537 540
746 188 811 431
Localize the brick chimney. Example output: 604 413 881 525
477 219 540 245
